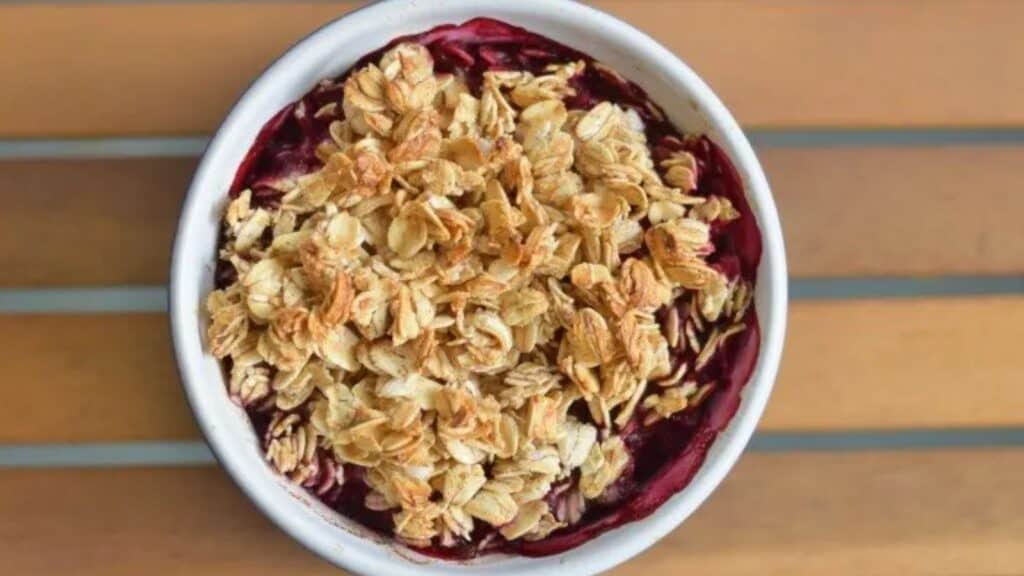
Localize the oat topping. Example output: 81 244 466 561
206 40 752 549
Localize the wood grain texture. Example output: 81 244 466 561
2 450 1022 575
0 159 191 286
761 297 1024 431
2 297 1021 443
0 314 197 443
4 146 1023 287
2 1 1024 137
760 146 1024 278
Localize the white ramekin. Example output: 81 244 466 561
170 1 787 574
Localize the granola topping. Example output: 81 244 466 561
207 18 761 559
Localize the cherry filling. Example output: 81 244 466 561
222 18 761 558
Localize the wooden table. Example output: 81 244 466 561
1 2 1022 574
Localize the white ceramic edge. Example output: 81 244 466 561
169 1 788 575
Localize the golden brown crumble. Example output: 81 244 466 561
206 42 749 545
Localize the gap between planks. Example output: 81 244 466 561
0 278 1022 314
4 129 1024 159
4 430 1024 468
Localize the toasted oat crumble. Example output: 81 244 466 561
206 42 751 547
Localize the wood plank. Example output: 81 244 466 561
1 1 1023 137
761 297 1024 431
0 159 191 287
0 314 197 443
4 146 1023 288
2 450 1022 574
762 145 1024 278
2 297 1021 443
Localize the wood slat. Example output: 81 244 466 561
2 1 1024 137
0 159 191 287
1 315 197 443
2 450 1022 574
760 146 1024 278
2 297 1021 443
4 146 1023 288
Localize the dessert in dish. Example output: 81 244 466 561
205 17 761 558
